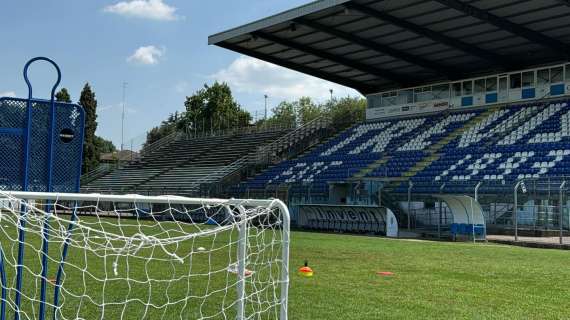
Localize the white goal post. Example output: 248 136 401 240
0 191 290 320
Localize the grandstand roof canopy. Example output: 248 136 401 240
208 0 570 95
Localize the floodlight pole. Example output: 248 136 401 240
559 181 566 245
513 180 523 242
121 82 127 152
264 94 268 121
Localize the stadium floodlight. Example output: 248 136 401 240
0 191 290 320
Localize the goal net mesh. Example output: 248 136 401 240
0 191 289 320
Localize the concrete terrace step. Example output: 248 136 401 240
85 129 291 194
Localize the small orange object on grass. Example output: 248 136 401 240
298 261 313 277
376 271 395 276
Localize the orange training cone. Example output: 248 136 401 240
298 261 313 277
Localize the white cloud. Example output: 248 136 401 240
103 0 180 21
127 45 165 65
0 91 16 97
211 56 360 101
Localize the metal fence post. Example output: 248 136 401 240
438 183 445 239
474 181 483 242
378 185 382 207
474 181 483 202
559 181 566 245
469 197 476 243
407 181 413 231
514 180 523 242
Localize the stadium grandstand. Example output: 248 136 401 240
83 127 292 194
89 0 570 240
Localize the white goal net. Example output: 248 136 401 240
0 191 290 320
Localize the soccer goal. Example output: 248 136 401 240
0 191 290 320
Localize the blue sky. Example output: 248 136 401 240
0 0 359 149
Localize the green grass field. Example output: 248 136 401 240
1 212 569 319
289 232 570 320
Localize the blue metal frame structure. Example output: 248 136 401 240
0 57 85 320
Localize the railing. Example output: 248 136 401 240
197 115 340 198
139 131 183 159
184 122 294 140
138 122 296 161
80 163 117 185
194 156 251 194
84 115 340 198
255 115 332 165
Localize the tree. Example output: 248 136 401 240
264 101 296 128
262 96 365 129
324 96 366 127
151 81 252 144
145 117 177 146
94 136 117 154
79 83 99 174
142 81 256 147
296 97 322 125
257 96 322 128
55 88 71 103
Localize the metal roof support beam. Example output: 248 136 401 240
217 42 377 94
434 0 569 56
252 31 409 86
346 2 517 69
295 17 459 79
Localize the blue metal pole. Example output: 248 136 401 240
13 203 27 320
52 94 86 320
39 57 61 320
14 58 36 320
16 57 61 320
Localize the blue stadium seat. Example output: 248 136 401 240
246 99 570 196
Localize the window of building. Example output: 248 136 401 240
510 73 521 89
537 69 549 86
551 66 563 83
499 77 508 92
367 95 382 109
414 86 432 102
522 71 535 88
382 91 397 106
432 84 450 99
462 81 473 95
452 83 461 97
486 77 497 92
399 89 413 104
474 79 485 94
